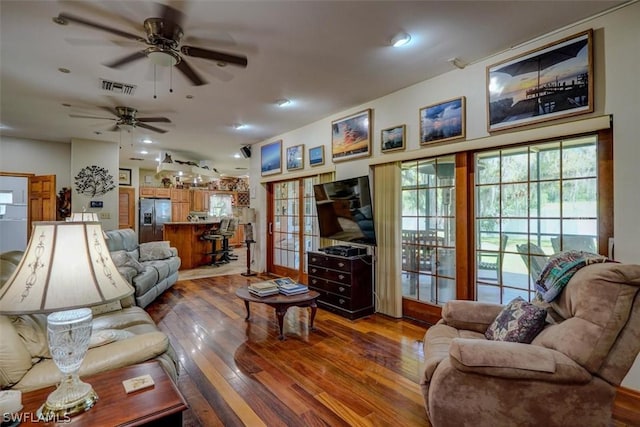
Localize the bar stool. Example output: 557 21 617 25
217 218 238 264
201 218 230 266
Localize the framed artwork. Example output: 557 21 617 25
118 168 132 186
331 109 372 162
261 140 282 176
286 144 304 171
381 124 406 153
309 145 325 167
420 97 466 145
487 29 593 132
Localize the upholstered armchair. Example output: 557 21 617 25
421 262 640 427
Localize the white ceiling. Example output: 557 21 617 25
0 1 626 177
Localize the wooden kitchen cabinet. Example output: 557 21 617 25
190 190 212 212
139 187 171 198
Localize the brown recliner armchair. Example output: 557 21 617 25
421 262 640 427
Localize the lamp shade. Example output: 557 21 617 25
69 212 100 222
0 222 134 314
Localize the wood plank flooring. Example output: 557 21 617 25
146 274 430 426
146 274 634 427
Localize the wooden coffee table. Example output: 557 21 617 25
18 361 187 426
236 287 319 340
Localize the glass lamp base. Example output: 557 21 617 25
37 376 98 419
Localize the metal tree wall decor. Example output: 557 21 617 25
74 165 116 197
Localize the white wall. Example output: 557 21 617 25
249 2 640 389
0 136 71 190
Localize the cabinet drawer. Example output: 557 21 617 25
310 287 351 308
308 266 351 283
309 255 352 272
307 276 350 296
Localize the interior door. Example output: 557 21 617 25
119 187 135 230
28 174 56 238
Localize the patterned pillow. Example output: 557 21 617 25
485 297 547 343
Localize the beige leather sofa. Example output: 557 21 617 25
421 262 640 427
0 251 178 392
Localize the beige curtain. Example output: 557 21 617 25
372 162 402 317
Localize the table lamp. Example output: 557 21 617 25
0 221 134 419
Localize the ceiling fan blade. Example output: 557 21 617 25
104 51 147 69
175 60 207 86
136 122 168 134
57 13 146 43
137 117 171 123
69 114 113 120
180 46 248 68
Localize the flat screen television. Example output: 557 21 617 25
313 175 376 246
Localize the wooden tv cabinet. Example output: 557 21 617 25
307 251 374 320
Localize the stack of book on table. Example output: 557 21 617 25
248 281 280 297
274 278 309 296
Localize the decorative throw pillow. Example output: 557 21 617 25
485 297 547 343
110 250 145 273
138 241 173 262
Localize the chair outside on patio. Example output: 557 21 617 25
550 235 598 254
516 242 550 283
477 234 508 282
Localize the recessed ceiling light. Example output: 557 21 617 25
58 68 71 74
140 150 148 155
142 139 152 144
234 153 241 159
233 123 246 130
391 32 411 47
276 98 291 107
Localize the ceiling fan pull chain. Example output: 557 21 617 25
170 67 174 94
153 64 157 99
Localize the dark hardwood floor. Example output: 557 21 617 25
146 274 430 426
146 274 635 427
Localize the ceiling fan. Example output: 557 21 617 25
70 106 171 134
53 4 248 86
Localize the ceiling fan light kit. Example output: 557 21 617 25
391 32 411 47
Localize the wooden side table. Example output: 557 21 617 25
17 361 187 426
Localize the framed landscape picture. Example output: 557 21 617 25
261 140 282 176
381 124 406 153
331 109 372 162
487 29 593 132
309 145 325 167
286 144 304 171
420 97 466 145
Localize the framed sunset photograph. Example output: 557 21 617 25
487 30 593 132
331 109 372 162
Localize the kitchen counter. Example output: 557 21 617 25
163 222 219 269
165 221 217 226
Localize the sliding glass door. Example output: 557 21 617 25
267 177 319 281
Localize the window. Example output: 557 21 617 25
401 155 456 306
475 135 600 303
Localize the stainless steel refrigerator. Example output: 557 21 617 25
139 198 172 243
